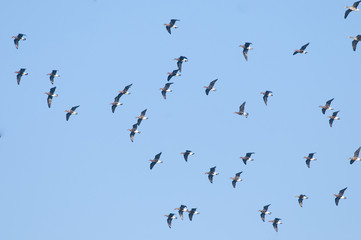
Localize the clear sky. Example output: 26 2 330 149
1 0 360 239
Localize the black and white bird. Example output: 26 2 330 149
260 91 273 106
12 33 26 49
234 102 248 118
47 70 60 85
239 42 253 61
241 152 255 165
160 82 174 99
296 194 308 207
149 152 163 170
167 69 180 81
319 98 334 114
259 204 271 222
164 213 177 228
350 35 361 51
180 150 194 162
269 218 282 232
128 124 140 142
164 19 180 34
65 106 80 121
118 84 132 97
187 208 200 221
205 166 219 183
328 111 340 127
110 93 122 113
173 56 188 72
334 188 347 206
136 109 148 126
15 68 28 85
349 147 361 164
204 79 218 95
174 205 188 220
304 152 317 168
293 43 309 55
345 1 361 19
230 172 243 188
45 87 58 108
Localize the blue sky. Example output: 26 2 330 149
1 0 360 239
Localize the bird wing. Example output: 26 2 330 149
205 88 210 95
208 174 214 183
263 95 268 106
137 118 142 126
232 180 236 188
123 84 132 92
14 38 19 49
345 9 352 19
17 74 21 85
50 87 56 94
165 82 173 88
293 51 298 55
51 70 57 75
246 152 254 158
300 43 310 51
167 218 172 228
210 167 216 172
183 153 188 162
179 210 184 220
243 49 248 61
235 171 242 177
161 90 167 99
308 153 314 158
71 105 79 111
353 1 361 8
260 212 265 222
332 111 339 117
329 118 334 127
166 25 171 34
339 187 347 195
154 152 162 160
111 104 117 113
47 96 53 108
352 40 358 51
244 42 252 48
354 147 361 157
298 198 303 207
189 212 194 221
306 159 311 168
150 161 157 170
170 19 179 24
132 124 138 130
335 197 340 206
273 223 278 232
177 61 183 72
167 74 173 81
66 112 71 121
209 79 218 88
140 109 147 116
325 98 334 106
130 132 135 142
239 102 246 112
322 108 326 114
264 204 270 211
114 93 122 102
243 158 247 165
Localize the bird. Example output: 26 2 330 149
45 87 58 108
136 109 148 126
12 33 26 49
160 82 174 99
296 194 308 207
259 204 271 222
345 1 361 19
334 187 347 206
319 98 334 114
149 152 162 170
269 218 282 232
328 111 340 127
173 56 188 72
204 79 218 95
118 84 132 97
241 152 255 165
234 102 248 118
164 19 180 34
304 152 317 168
187 208 200 221
349 147 361 164
167 69 180 81
180 150 194 162
110 93 123 113
293 43 310 55
47 70 60 85
164 213 177 228
230 172 243 188
349 35 361 51
239 42 253 61
65 106 80 121
15 68 28 85
128 124 140 142
174 205 188 220
205 166 219 183
260 91 273 106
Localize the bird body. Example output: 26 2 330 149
160 82 173 99
319 98 334 114
65 105 80 121
328 111 340 127
119 84 132 97
269 218 282 232
259 204 271 222
334 188 347 206
174 205 188 220
149 152 162 170
293 43 309 55
47 70 60 85
128 124 140 142
296 194 308 207
110 93 123 113
174 56 188 72
167 69 180 81
205 166 219 183
304 152 316 168
234 101 248 118
181 150 194 162
230 172 243 188
164 19 180 34
136 109 148 125
204 79 218 95
165 213 177 228
241 152 255 165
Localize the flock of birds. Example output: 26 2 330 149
8 1 361 233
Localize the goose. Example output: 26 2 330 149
149 152 162 170
269 218 282 232
334 187 347 206
180 150 194 162
118 84 132 97
241 152 255 165
15 68 28 85
45 87 58 108
230 172 243 188
47 70 60 85
319 98 334 114
174 56 188 72
187 208 200 221
328 111 340 127
136 109 148 126
304 152 316 168
239 42 253 61
349 147 361 164
12 33 26 49
110 93 122 113
174 205 188 220
204 79 218 95
234 101 248 118
65 105 80 121
164 213 177 228
259 204 271 222
293 43 309 55
167 69 180 81
260 91 272 106
205 166 219 183
160 82 173 99
345 1 361 19
350 35 361 51
128 124 140 142
296 194 308 207
164 19 180 34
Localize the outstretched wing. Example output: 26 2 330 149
154 152 162 160
306 159 311 168
352 40 358 51
208 174 214 183
66 112 71 121
239 102 246 112
150 161 157 170
47 96 53 108
166 25 171 34
232 180 236 188
71 105 79 111
243 49 248 61
300 43 309 51
263 95 268 106
353 1 361 8
345 9 352 19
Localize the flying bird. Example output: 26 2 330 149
180 150 194 162
328 111 340 127
128 124 140 142
47 70 60 85
164 19 180 34
234 102 248 118
205 166 219 183
12 33 26 49
65 105 80 121
15 68 28 85
259 204 271 222
349 35 361 51
187 208 200 221
167 69 180 81
304 152 317 168
319 98 334 114
174 205 188 220
204 79 218 95
269 218 282 232
118 84 132 97
110 93 123 113
293 43 309 55
260 91 273 106
349 147 361 164
230 172 243 188
160 82 174 99
241 152 255 165
173 56 188 72
136 109 148 126
45 87 58 108
239 42 253 61
149 152 162 170
334 187 347 206
164 213 177 228
345 1 361 19
296 194 308 207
